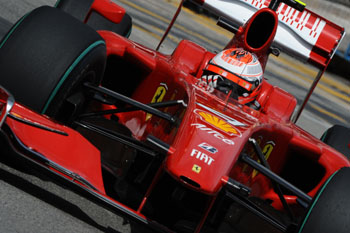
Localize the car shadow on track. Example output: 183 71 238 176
0 162 124 233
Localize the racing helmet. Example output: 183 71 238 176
201 48 263 106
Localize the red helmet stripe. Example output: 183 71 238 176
206 64 254 91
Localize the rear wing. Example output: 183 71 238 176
190 0 345 69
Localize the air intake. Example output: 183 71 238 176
245 10 277 50
180 176 201 189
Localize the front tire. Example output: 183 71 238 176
298 167 350 233
0 6 106 120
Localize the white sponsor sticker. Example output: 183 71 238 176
198 142 218 154
191 149 215 166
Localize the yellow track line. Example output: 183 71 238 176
170 1 234 38
271 68 348 122
148 24 182 44
309 103 347 123
133 23 181 47
317 83 350 103
274 56 350 94
118 0 224 49
271 61 350 103
133 24 161 40
271 57 350 102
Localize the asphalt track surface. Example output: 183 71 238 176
0 0 349 233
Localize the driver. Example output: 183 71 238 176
200 48 263 110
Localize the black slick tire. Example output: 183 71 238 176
321 125 350 159
298 167 350 233
0 6 106 119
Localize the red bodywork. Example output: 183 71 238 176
99 27 349 210
1 1 348 232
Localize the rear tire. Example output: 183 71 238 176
321 125 350 159
0 6 106 120
298 167 350 233
55 0 132 37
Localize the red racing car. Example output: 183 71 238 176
0 0 349 232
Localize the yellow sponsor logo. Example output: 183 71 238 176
197 111 240 136
146 83 167 121
252 141 275 178
192 164 202 173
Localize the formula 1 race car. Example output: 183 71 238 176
0 0 349 232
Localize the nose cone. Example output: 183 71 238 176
165 101 255 194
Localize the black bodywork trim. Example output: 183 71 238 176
79 99 185 118
75 120 158 157
84 83 176 123
249 138 295 220
225 190 287 232
241 153 312 203
8 113 69 136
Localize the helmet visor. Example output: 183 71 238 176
206 64 260 92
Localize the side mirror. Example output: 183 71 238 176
89 0 126 24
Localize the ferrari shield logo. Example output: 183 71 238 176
146 83 168 121
192 164 201 173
